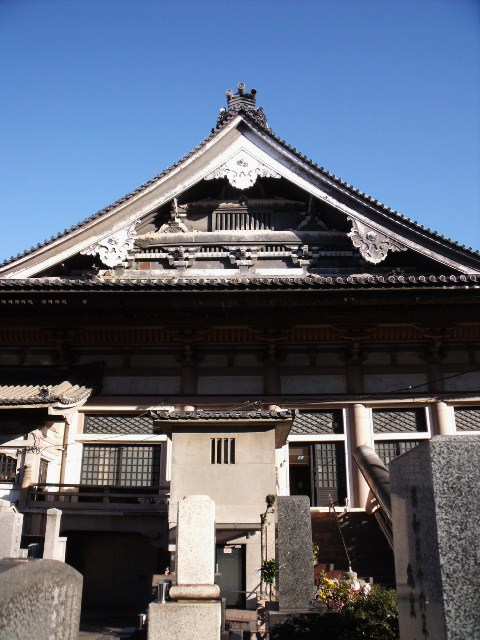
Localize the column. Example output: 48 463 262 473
432 401 455 435
348 404 371 508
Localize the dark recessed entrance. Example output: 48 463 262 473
65 531 166 612
216 544 245 608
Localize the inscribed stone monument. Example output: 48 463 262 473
0 558 82 640
148 495 221 640
390 436 480 640
277 495 316 610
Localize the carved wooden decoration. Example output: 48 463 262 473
205 151 280 190
347 218 407 264
81 223 137 268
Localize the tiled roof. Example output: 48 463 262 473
0 114 237 269
151 409 292 421
0 363 103 407
2 99 479 270
290 410 343 435
0 273 479 291
239 110 480 259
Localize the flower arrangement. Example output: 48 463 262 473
316 570 371 612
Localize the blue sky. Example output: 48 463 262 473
1 0 479 263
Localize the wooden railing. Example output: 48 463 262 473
25 483 169 511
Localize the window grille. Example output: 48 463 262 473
375 440 420 467
80 445 161 487
0 453 17 482
314 442 347 506
210 438 235 464
373 409 427 433
454 407 480 431
84 414 154 435
213 210 273 231
290 410 343 435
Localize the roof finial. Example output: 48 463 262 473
217 83 267 129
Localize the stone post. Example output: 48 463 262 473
390 436 480 640
348 404 371 507
43 508 66 561
148 495 221 640
0 500 23 559
276 496 315 610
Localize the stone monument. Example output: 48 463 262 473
0 558 82 639
0 499 23 559
390 436 480 640
148 495 221 640
276 495 316 610
43 508 67 561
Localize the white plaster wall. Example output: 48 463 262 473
282 353 310 366
169 429 276 525
233 353 261 367
280 375 347 394
364 374 428 393
197 376 263 394
442 350 471 364
444 372 480 392
130 354 179 367
198 354 229 367
396 352 425 365
102 376 181 394
362 352 391 365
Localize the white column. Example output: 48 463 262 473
349 404 371 508
433 401 455 435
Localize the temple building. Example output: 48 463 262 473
0 84 479 611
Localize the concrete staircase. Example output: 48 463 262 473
311 511 396 587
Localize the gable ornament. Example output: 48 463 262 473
347 218 407 264
205 151 280 190
81 223 137 268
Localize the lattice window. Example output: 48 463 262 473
0 453 17 482
455 407 480 431
373 409 427 434
314 442 347 506
84 414 154 435
81 445 161 487
290 410 343 435
375 440 420 467
210 438 235 464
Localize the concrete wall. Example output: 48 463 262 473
169 427 276 525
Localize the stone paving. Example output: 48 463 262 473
78 611 143 640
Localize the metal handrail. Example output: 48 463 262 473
353 445 393 549
328 495 352 569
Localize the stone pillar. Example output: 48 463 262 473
43 508 65 561
18 463 32 508
276 496 315 611
432 401 455 436
390 436 480 640
148 495 221 640
348 404 371 508
0 500 23 559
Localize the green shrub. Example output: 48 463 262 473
340 585 399 640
